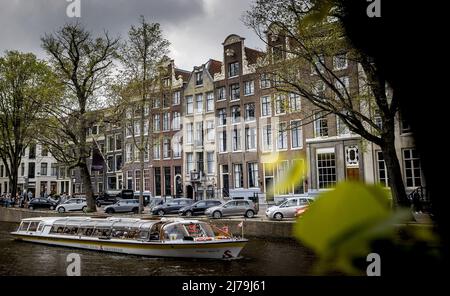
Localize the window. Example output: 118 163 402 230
218 109 226 126
207 152 215 174
313 80 326 98
186 96 193 115
228 62 239 77
206 92 214 112
337 116 351 136
115 155 122 171
277 123 288 150
277 161 289 194
218 131 227 152
163 138 171 159
91 125 98 135
196 152 204 173
333 53 348 70
107 156 114 172
186 123 193 144
29 144 36 159
163 94 170 108
335 76 350 98
133 122 140 136
172 112 181 130
196 94 203 114
231 106 241 123
186 153 193 173
314 112 328 137
51 163 57 177
272 44 283 62
311 54 325 74
206 120 215 141
195 72 203 85
291 121 302 149
127 171 133 190
115 134 122 150
163 78 170 87
262 124 272 151
244 81 254 96
275 95 286 114
195 122 203 146
260 74 271 89
217 87 226 101
153 98 160 108
400 115 411 134
153 114 160 132
377 151 389 187
28 162 35 179
126 143 133 162
261 96 272 116
317 151 337 189
244 103 255 121
135 170 141 192
164 167 171 196
248 163 259 188
289 93 301 111
153 142 160 160
403 149 422 187
173 136 182 158
233 164 243 188
232 127 241 151
374 112 383 130
154 167 161 196
134 145 140 161
144 170 151 191
230 83 240 100
173 91 181 105
245 127 257 150
143 121 149 135
41 146 49 157
162 112 170 131
40 163 48 176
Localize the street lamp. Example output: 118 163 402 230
190 170 200 201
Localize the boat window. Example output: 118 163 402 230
164 224 188 240
184 223 215 238
19 222 30 231
50 224 65 234
28 222 39 232
78 227 94 236
37 223 44 232
138 230 149 240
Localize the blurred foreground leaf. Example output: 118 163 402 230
293 182 435 275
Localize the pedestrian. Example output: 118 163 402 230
27 191 33 202
44 191 48 199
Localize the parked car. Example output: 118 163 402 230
96 189 139 207
28 198 58 210
104 199 140 214
265 197 314 220
205 200 258 219
151 198 194 216
178 199 223 216
56 198 87 213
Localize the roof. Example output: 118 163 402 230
245 47 264 65
206 59 223 77
174 68 190 81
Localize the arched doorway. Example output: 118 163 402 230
186 185 193 199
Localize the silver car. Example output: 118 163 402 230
104 199 140 214
265 197 314 220
205 200 258 219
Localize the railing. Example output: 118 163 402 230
407 186 431 213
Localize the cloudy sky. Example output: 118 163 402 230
0 0 265 70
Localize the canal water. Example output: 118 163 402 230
0 222 316 276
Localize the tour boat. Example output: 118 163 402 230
11 217 247 259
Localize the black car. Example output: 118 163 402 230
28 198 58 210
178 199 222 216
151 198 194 216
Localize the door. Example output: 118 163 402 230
186 185 193 199
281 199 299 218
346 168 360 181
222 201 236 216
194 201 207 215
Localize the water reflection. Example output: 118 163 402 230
0 222 316 276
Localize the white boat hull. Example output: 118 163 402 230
12 232 247 259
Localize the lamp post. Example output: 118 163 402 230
190 170 200 201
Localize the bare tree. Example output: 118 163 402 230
39 23 119 212
244 0 409 207
0 51 62 198
115 16 170 213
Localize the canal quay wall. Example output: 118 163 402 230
0 207 295 239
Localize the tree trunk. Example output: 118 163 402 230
380 139 409 208
80 162 96 212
